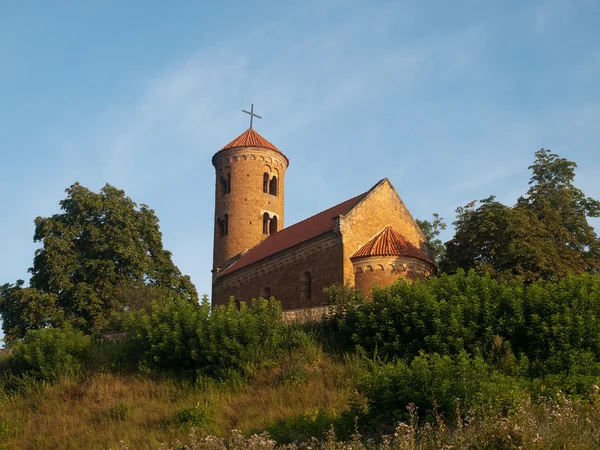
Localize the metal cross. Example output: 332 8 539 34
242 104 262 129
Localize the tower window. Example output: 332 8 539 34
263 213 270 235
219 174 231 195
260 286 272 298
217 214 229 237
270 215 278 234
301 271 312 302
269 176 278 196
263 173 269 193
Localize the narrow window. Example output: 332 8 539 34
269 176 278 196
219 176 227 195
260 286 271 298
223 214 229 236
225 173 231 194
263 173 269 193
269 215 278 234
217 217 225 237
263 213 270 235
301 271 312 302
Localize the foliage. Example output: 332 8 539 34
327 271 600 388
9 325 91 382
126 296 287 378
357 352 526 428
0 183 197 343
442 149 600 281
415 213 446 263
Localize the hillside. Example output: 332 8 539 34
2 272 600 449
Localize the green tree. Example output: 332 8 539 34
416 213 446 263
518 149 600 274
0 183 197 343
441 150 600 280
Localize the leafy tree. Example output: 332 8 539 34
0 183 197 343
518 149 600 274
416 213 446 263
441 150 600 280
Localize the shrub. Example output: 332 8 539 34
175 400 215 429
127 295 288 378
10 325 91 382
357 352 527 429
327 271 600 379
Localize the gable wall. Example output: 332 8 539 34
339 179 428 285
212 233 344 309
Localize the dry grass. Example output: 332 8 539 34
156 396 600 450
0 352 356 450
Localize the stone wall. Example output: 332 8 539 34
353 255 434 297
212 233 344 309
339 179 429 286
283 306 331 323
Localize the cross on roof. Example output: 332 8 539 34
242 104 262 129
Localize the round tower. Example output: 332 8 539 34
212 128 289 271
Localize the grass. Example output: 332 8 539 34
0 351 358 449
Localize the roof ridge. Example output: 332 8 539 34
281 193 366 232
219 192 367 277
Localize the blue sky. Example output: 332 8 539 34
1 1 599 342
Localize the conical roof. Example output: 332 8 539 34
351 226 432 263
220 128 281 153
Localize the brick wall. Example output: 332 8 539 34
339 179 430 286
212 146 288 269
212 233 344 309
353 255 434 297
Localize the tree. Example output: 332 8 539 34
441 150 600 280
518 149 600 274
0 183 197 343
416 213 447 263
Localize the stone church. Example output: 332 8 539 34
211 125 436 311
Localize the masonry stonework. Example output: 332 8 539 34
353 255 434 298
213 234 343 309
211 128 436 310
339 179 430 286
212 146 287 269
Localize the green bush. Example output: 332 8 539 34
327 271 600 380
265 408 337 444
10 325 91 382
358 352 526 429
127 295 287 378
175 399 215 429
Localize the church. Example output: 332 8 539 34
211 113 436 312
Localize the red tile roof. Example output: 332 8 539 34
351 226 432 264
220 128 281 153
219 193 366 276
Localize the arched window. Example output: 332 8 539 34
301 271 312 302
269 176 278 196
260 286 271 298
263 173 269 193
269 215 278 234
263 213 270 235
